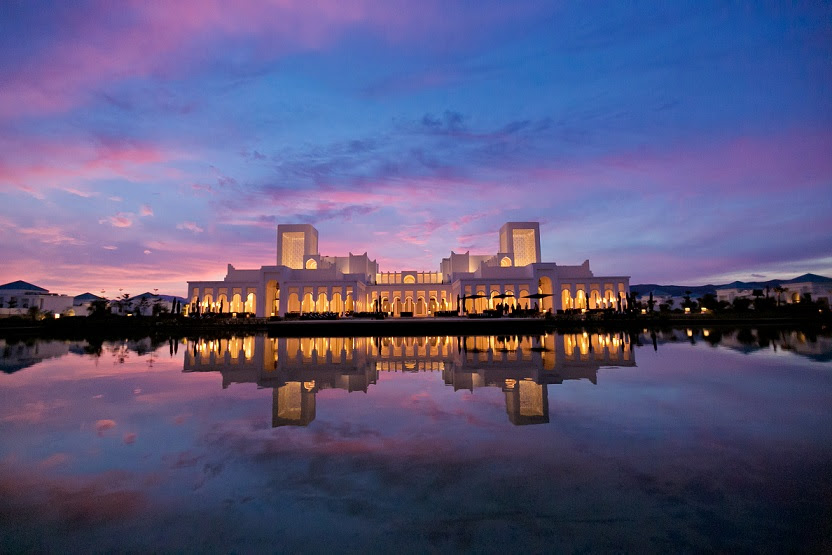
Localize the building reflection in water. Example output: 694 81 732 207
183 333 636 426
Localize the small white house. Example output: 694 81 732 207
73 292 106 316
0 280 75 317
716 287 757 304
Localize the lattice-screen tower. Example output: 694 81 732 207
277 224 319 269
499 222 541 267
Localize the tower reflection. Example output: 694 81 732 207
183 333 636 426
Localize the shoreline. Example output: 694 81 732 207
0 313 829 339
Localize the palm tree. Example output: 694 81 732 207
88 299 109 317
116 293 132 315
773 286 787 307
27 306 41 321
137 295 151 316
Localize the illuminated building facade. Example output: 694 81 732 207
187 222 630 317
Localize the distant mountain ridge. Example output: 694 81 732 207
631 273 832 297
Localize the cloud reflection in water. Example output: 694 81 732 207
0 330 830 551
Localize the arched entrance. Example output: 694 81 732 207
302 293 314 313
519 288 530 310
288 293 300 313
331 293 344 314
561 289 573 310
266 280 280 316
538 277 553 312
604 289 616 309
575 289 586 310
315 293 328 312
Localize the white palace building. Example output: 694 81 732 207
186 222 630 317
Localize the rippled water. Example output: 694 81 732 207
1 329 831 552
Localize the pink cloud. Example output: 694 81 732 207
99 213 134 228
530 129 832 196
95 419 117 435
38 453 71 469
140 205 154 217
0 0 558 123
13 224 86 246
0 232 271 297
0 136 175 196
0 0 530 119
176 221 204 233
61 187 98 198
0 400 68 424
0 460 148 528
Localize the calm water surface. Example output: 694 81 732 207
1 329 831 552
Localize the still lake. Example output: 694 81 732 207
1 329 831 552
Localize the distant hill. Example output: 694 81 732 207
630 284 716 297
631 273 832 297
783 273 832 284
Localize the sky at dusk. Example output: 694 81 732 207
1 1 830 297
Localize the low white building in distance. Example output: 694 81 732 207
0 281 75 317
716 281 832 306
186 222 631 318
73 292 105 315
784 281 832 305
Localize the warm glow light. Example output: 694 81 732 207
54 314 60 319
684 307 691 313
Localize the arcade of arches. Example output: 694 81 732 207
187 278 628 317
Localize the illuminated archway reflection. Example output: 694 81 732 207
184 333 635 427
